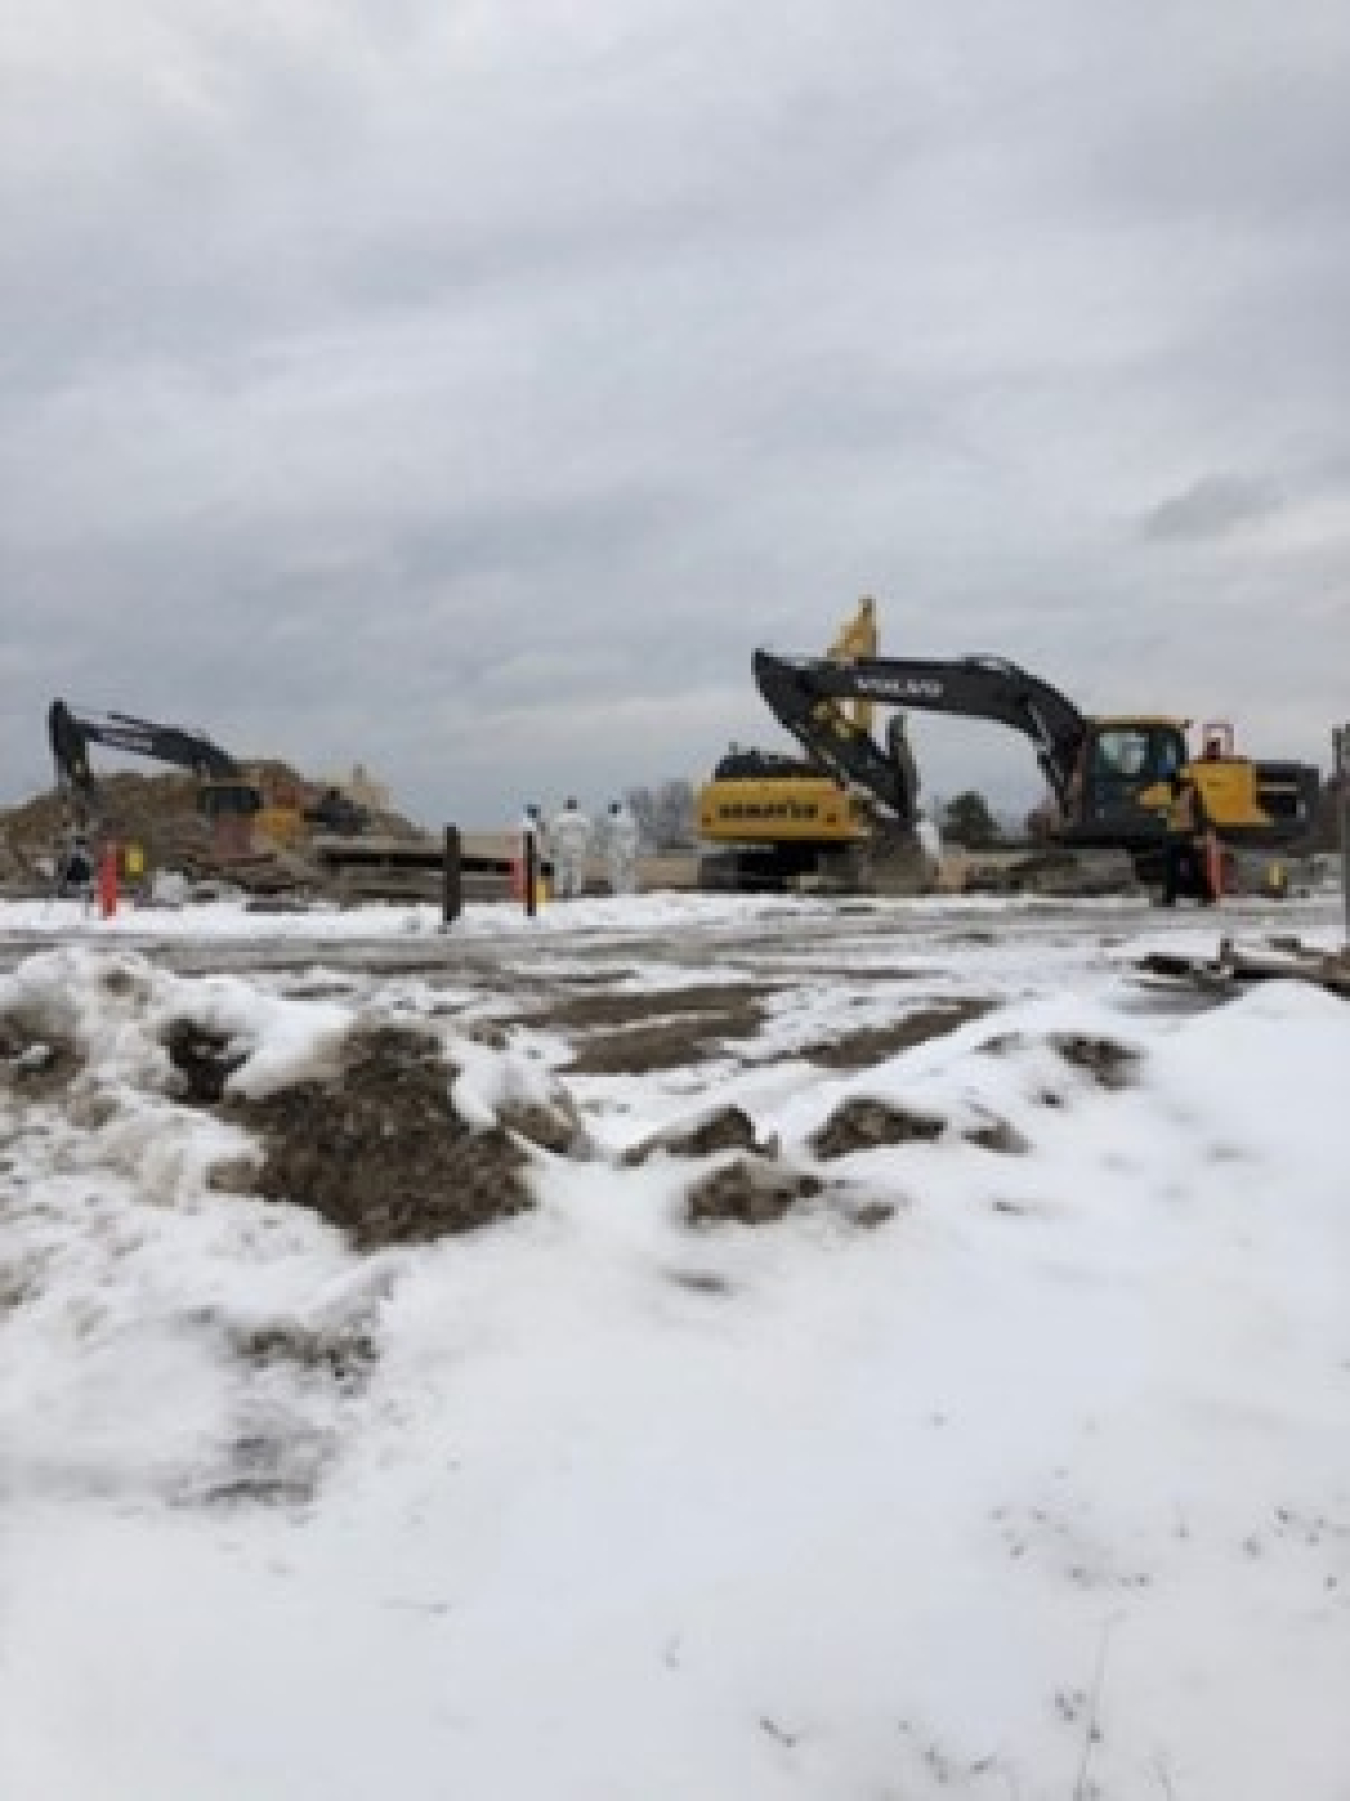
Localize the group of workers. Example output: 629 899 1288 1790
519 797 641 899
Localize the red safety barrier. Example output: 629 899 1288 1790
98 846 119 918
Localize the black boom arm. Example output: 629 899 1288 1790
48 699 245 795
752 651 1089 814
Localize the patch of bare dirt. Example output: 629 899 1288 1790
537 982 777 1033
980 1030 1142 1090
563 990 771 1076
0 1023 83 1095
1049 1033 1141 1089
684 1157 898 1230
175 1420 334 1510
224 1026 534 1249
497 1096 587 1155
686 1155 824 1225
545 967 642 990
666 1268 734 1294
810 1098 947 1160
964 1114 1031 1154
755 963 939 983
227 1321 378 1390
622 1104 768 1166
800 999 998 1070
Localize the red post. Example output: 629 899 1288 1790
1204 831 1224 901
98 844 119 917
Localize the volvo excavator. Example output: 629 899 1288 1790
698 618 1320 897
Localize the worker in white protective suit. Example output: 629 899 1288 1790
548 797 593 899
603 799 640 895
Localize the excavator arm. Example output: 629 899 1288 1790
47 699 260 833
49 699 245 785
752 650 1089 819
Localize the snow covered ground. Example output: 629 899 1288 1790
2 891 1348 1800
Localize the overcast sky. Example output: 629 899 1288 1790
3 0 1347 828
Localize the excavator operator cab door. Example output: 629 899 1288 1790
1079 722 1190 836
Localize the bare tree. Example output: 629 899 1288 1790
625 779 696 851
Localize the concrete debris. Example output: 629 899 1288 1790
1138 936 1350 999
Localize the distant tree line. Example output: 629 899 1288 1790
624 779 697 850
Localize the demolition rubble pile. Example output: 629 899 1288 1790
0 769 424 898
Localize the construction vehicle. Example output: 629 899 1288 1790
49 699 263 836
697 599 926 890
738 642 1319 896
46 700 369 868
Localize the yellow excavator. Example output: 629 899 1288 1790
697 599 909 890
698 604 1320 895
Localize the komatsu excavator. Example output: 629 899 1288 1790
698 621 1319 896
697 599 918 890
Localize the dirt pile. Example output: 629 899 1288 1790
3 771 212 856
1050 1033 1141 1088
622 1103 768 1166
810 1098 947 1159
687 1155 824 1225
550 984 776 1076
981 1030 1142 1091
0 765 426 885
799 999 997 1069
215 1026 536 1250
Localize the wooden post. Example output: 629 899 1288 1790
524 827 538 918
442 825 462 926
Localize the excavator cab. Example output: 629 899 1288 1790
197 780 263 821
1076 719 1190 837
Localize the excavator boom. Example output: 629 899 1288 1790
46 697 265 847
750 643 1318 870
752 650 1089 812
48 699 245 788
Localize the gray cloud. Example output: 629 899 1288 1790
2 0 1348 829
1140 474 1284 542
